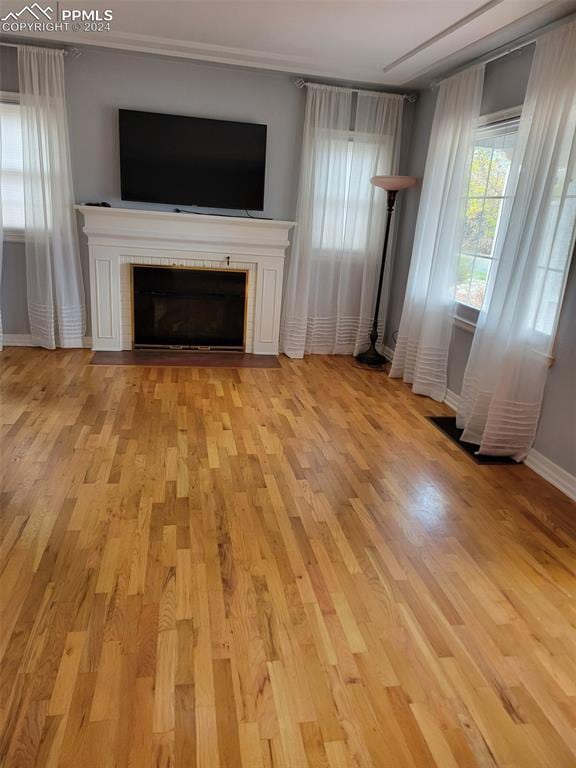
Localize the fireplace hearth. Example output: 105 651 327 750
132 265 247 350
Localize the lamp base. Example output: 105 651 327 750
355 343 388 367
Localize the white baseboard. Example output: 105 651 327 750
2 334 92 349
524 450 576 502
443 389 576 502
2 334 34 347
444 389 461 412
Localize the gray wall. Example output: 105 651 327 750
65 48 305 220
535 258 576 472
1 46 305 220
0 46 19 91
1 242 28 334
1 47 306 334
388 45 576 476
480 43 534 115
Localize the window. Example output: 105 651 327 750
456 115 519 309
313 130 389 254
0 95 25 235
528 153 576 336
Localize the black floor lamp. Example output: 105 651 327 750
356 175 418 367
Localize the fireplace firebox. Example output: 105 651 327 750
132 265 247 350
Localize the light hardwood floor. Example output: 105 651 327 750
1 348 575 768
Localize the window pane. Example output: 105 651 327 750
0 101 25 230
548 196 576 271
535 269 564 335
477 198 501 255
487 150 510 195
456 255 493 310
456 254 473 304
468 256 492 309
469 147 491 197
461 197 483 254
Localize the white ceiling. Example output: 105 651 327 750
2 0 576 87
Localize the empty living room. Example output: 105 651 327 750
1 1 576 766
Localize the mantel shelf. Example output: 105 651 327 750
75 205 295 231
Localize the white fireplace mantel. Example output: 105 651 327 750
76 206 295 354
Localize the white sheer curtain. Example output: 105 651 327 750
18 46 85 349
457 21 576 460
281 84 403 358
389 66 485 400
0 131 3 352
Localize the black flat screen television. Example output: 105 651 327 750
119 109 267 211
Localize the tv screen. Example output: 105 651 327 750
119 109 267 211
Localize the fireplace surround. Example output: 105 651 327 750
76 206 296 354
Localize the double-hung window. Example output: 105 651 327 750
456 111 520 310
312 129 392 255
528 139 576 337
0 93 25 239
456 106 576 341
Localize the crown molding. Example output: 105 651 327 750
1 30 394 85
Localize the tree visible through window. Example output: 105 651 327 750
456 119 518 309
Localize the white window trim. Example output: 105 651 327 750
0 90 19 103
453 105 523 332
476 105 523 127
3 230 25 243
1 90 25 243
452 311 478 333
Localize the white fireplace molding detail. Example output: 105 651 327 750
76 206 296 354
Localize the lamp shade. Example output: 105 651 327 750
371 175 418 191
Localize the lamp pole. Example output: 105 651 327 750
355 189 397 366
355 175 418 368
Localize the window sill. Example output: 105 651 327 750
2 229 25 243
453 302 479 333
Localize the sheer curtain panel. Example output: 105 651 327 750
281 84 403 357
457 21 576 460
389 66 485 400
0 128 3 350
18 46 85 349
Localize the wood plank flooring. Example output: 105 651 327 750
1 348 575 768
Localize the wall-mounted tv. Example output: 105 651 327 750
119 109 267 211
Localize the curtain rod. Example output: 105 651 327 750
294 79 418 103
0 41 80 56
431 11 576 87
